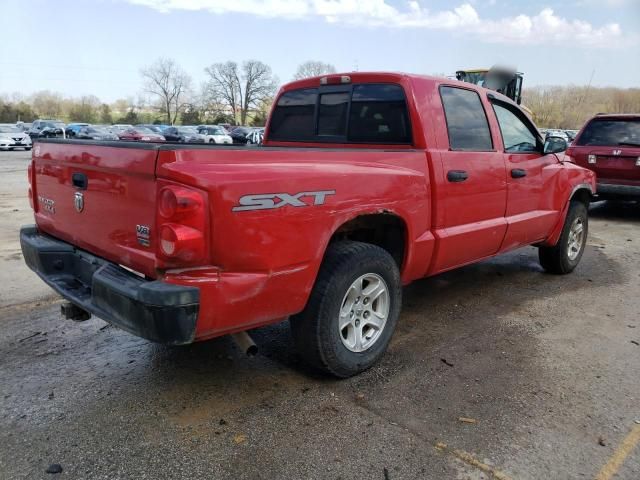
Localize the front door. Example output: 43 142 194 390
490 101 562 250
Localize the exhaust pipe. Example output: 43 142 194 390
231 331 258 356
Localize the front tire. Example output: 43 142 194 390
539 201 588 274
290 241 402 378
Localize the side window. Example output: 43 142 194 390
318 92 349 136
348 84 411 143
440 86 493 151
492 103 538 153
269 88 317 141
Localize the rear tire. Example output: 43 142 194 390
290 241 402 378
539 201 588 274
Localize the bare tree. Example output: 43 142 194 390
141 58 192 125
293 61 337 80
204 60 278 125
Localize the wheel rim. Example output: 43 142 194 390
338 273 390 353
567 217 585 261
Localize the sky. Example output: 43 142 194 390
0 0 639 102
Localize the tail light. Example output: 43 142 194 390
156 184 207 264
27 161 34 210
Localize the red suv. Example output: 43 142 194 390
568 114 640 199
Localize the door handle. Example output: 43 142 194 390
72 172 88 190
447 170 469 182
511 169 527 179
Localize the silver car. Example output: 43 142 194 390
0 124 32 150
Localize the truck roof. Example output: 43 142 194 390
279 71 520 109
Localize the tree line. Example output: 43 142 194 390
0 59 335 126
1 59 638 129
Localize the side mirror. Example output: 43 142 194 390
544 136 567 155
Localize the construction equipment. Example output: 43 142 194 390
456 66 525 107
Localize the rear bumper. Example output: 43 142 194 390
20 225 199 345
596 182 640 199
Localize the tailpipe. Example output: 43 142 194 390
231 331 258 356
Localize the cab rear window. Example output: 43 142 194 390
576 118 640 146
268 84 412 144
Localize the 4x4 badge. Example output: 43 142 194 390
74 192 84 213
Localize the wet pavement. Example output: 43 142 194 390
1 150 639 479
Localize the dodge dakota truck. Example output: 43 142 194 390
21 73 596 377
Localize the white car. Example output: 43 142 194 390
0 124 32 150
197 125 233 144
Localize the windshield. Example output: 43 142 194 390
577 118 640 146
135 127 155 134
178 127 198 134
0 126 21 133
210 127 225 134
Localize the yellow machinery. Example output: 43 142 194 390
455 66 532 116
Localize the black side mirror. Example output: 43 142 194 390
544 136 567 154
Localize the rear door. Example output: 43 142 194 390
489 99 562 249
431 85 507 273
33 142 159 277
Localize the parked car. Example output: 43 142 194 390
0 124 32 150
65 123 90 138
567 114 640 199
246 127 265 145
162 126 205 143
565 130 579 143
21 72 595 378
110 124 133 134
136 124 165 134
76 126 119 141
197 125 233 144
545 129 569 141
229 126 253 144
28 120 66 139
118 127 165 142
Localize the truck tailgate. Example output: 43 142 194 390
32 141 159 278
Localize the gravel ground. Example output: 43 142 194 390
0 149 639 479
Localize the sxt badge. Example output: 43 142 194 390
233 190 336 212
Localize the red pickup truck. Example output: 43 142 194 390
21 73 595 377
567 113 640 199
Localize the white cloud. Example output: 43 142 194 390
124 0 631 47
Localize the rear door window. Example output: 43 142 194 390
440 86 493 151
576 118 640 146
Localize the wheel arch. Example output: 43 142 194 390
326 211 410 273
544 183 594 247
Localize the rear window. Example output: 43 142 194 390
576 118 640 146
440 86 493 151
268 84 411 144
269 89 318 141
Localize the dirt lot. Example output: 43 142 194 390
0 149 639 479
